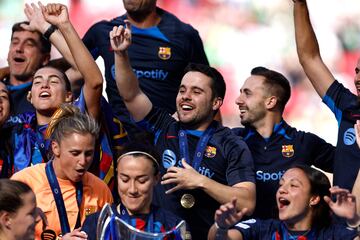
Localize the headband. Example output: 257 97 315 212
117 151 159 168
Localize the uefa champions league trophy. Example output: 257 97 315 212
96 204 187 240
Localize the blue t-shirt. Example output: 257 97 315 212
138 107 255 240
323 80 360 190
233 121 335 219
82 7 208 135
233 218 358 239
81 203 184 240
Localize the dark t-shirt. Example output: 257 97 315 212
138 107 255 240
234 218 358 239
2 78 34 115
83 7 208 136
233 120 335 219
323 80 360 190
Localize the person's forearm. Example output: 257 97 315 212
208 224 243 240
57 21 102 90
114 51 141 102
47 28 78 70
294 0 320 62
293 0 334 98
200 177 255 214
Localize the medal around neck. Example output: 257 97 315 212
180 193 195 209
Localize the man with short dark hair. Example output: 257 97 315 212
3 21 51 115
110 23 256 239
233 66 335 219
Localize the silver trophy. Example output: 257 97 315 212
96 204 187 240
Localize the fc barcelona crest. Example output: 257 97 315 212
158 47 171 60
204 146 216 158
282 145 294 158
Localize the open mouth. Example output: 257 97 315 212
76 169 85 174
278 197 290 209
13 57 25 63
180 104 194 111
39 92 51 99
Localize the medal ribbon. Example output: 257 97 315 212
35 125 51 163
45 161 83 234
178 121 216 171
119 204 154 233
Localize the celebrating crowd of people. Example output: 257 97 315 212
0 0 360 239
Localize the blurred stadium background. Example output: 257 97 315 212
1 0 360 147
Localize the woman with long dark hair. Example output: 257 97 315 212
208 165 360 239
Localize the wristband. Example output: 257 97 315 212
43 25 57 40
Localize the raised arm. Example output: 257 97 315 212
110 22 152 122
23 2 83 93
208 198 245 240
293 0 335 98
42 4 102 119
324 186 360 229
23 2 77 71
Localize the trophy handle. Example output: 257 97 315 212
96 203 114 240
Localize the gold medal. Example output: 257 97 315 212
180 193 195 208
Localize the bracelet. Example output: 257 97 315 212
43 25 57 40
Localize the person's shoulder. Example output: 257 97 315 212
318 223 359 238
88 14 126 30
231 127 247 137
11 163 46 182
153 205 183 227
158 8 200 34
233 218 279 231
213 124 248 146
284 121 327 143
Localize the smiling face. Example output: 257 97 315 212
176 71 222 130
0 82 10 126
7 31 48 85
52 132 95 182
9 191 37 240
30 67 72 116
117 155 159 215
235 75 269 127
276 168 317 227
